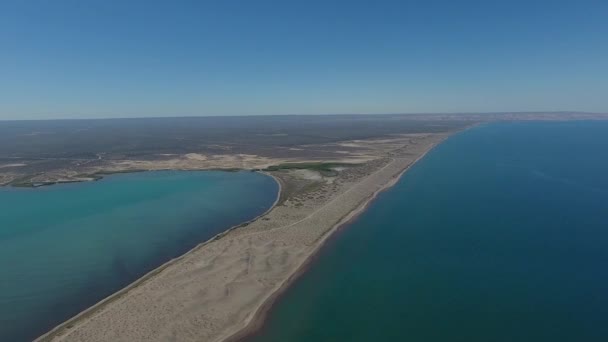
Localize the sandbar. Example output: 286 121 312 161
35 132 456 342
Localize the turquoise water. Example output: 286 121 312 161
0 171 277 342
250 121 608 342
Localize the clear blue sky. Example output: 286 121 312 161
1 0 607 120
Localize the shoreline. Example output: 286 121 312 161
34 170 283 342
4 168 249 188
33 131 459 342
221 138 447 342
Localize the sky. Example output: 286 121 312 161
1 0 607 120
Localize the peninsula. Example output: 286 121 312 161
35 134 454 341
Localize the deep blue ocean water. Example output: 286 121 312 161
250 121 608 342
0 170 278 342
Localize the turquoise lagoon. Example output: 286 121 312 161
0 171 278 341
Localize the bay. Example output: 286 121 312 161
0 170 278 342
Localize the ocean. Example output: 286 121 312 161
249 121 608 342
0 170 278 342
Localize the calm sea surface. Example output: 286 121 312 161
0 170 277 342
250 121 608 342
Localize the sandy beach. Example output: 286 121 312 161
35 132 453 342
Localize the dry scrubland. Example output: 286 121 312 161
1 113 604 187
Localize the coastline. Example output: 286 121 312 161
34 170 282 342
4 168 248 188
34 131 457 342
221 138 446 342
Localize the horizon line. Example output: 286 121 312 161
0 111 604 122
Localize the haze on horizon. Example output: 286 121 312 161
1 0 607 121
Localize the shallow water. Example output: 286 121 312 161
250 121 608 342
0 170 278 342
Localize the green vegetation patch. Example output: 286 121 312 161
264 162 357 176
